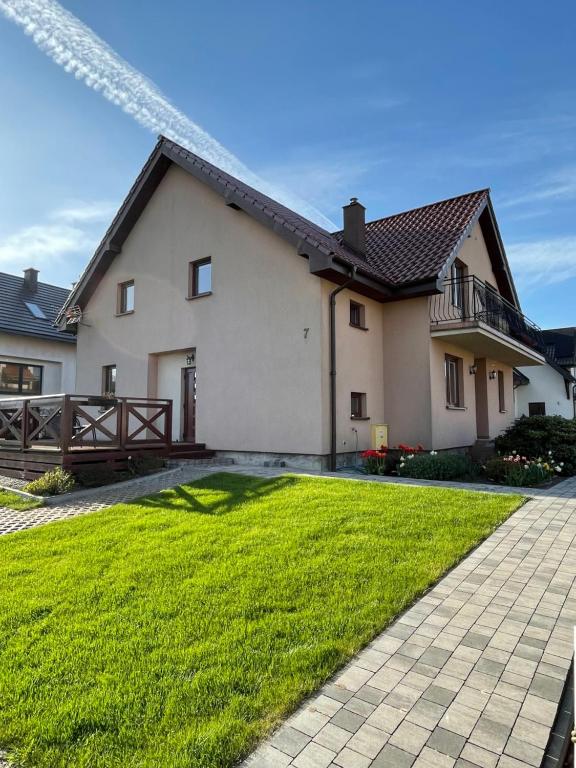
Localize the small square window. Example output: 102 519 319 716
351 392 367 418
118 281 134 314
529 402 546 416
350 300 366 328
189 258 212 297
102 365 117 396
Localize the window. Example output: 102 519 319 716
497 370 506 412
445 354 463 407
350 300 366 329
351 392 367 419
0 362 42 396
118 280 135 314
529 402 546 416
24 301 47 319
450 260 466 309
189 258 212 297
102 365 117 396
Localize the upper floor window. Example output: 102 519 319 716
0 361 42 396
102 365 117 396
445 354 463 408
350 300 366 329
118 280 135 314
450 260 466 309
189 258 212 298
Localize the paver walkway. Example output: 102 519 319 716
0 465 574 768
241 477 576 768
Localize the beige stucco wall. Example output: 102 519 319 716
0 331 76 395
429 338 477 449
381 297 433 448
319 283 386 455
75 164 325 454
456 222 500 285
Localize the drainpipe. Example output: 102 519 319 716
329 269 356 471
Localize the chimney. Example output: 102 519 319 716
23 268 39 293
342 198 366 255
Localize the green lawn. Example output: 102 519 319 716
0 472 522 768
0 489 42 511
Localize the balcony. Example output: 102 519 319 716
430 276 545 366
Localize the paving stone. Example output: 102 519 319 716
423 685 457 707
270 726 311 757
346 724 389 759
459 743 499 768
293 741 337 768
406 699 447 731
314 695 344 717
289 708 331 737
372 743 416 767
247 744 293 767
315 724 352 753
355 686 386 706
519 693 558 726
473 658 505 678
461 633 490 651
426 727 466 759
469 716 510 753
439 702 479 738
344 697 377 718
389 721 431 755
419 647 452 668
384 683 421 711
333 747 372 768
330 709 366 734
412 745 456 767
510 715 551 749
528 672 564 702
503 736 544 767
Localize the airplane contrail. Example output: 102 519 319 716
0 0 336 230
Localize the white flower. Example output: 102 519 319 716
512 450 517 455
407 454 414 460
560 462 564 467
430 450 438 456
548 450 553 455
555 466 562 473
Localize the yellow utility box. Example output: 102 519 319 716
371 424 389 450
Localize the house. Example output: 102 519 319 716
515 328 576 418
0 269 76 399
58 137 545 469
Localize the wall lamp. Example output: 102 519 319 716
469 364 478 375
489 369 497 380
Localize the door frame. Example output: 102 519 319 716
181 366 196 443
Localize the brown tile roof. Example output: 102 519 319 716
333 189 489 286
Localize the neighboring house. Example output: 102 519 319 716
515 327 576 418
58 137 545 468
0 269 76 398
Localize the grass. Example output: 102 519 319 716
0 472 522 768
0 489 42 511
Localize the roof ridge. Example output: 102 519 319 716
360 188 490 230
0 270 70 293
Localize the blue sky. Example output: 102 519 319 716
0 0 574 327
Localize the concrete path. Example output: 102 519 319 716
0 465 574 768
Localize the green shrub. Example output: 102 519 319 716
75 465 129 488
495 415 576 475
127 454 166 476
397 452 478 481
485 454 560 487
24 467 75 496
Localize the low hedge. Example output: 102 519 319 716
397 452 478 481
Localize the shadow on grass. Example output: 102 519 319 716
129 472 299 516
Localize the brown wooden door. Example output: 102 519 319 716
182 367 196 442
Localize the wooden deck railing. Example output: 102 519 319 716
0 394 172 452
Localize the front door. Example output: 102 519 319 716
182 367 196 442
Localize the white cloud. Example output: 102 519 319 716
0 222 96 271
500 166 576 208
508 236 576 289
50 200 116 223
0 0 335 229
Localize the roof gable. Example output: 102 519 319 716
59 137 521 317
0 272 74 343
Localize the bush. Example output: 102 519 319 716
397 452 478 481
495 416 576 476
24 467 75 496
485 454 561 487
75 465 129 488
127 454 166 476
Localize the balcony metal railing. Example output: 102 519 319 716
430 276 544 353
